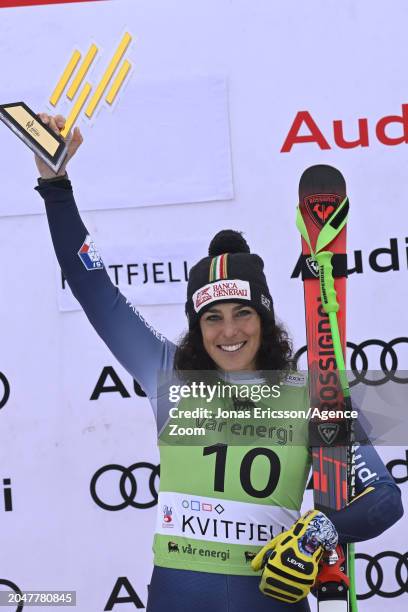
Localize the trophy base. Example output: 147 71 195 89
0 102 67 173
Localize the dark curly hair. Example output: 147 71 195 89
174 316 293 373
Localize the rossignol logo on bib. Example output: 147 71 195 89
193 280 251 312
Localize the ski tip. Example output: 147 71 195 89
299 165 347 199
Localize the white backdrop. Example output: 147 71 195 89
0 0 407 610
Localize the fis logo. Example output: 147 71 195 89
78 235 104 271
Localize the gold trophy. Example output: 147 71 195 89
0 33 132 173
0 102 67 172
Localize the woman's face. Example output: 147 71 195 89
199 302 261 371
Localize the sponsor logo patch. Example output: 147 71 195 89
193 280 251 312
78 235 104 270
261 294 271 311
287 556 306 570
244 551 256 563
162 505 173 528
304 194 342 229
283 373 305 387
306 256 319 278
318 423 339 445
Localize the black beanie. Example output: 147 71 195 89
185 230 274 327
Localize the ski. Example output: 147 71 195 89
296 165 357 612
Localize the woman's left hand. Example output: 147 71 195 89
251 510 338 603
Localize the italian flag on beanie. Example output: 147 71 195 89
185 230 275 328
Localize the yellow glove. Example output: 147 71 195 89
251 510 337 604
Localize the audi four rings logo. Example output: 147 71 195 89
0 579 23 612
356 551 408 599
0 372 10 410
294 338 408 386
90 463 160 510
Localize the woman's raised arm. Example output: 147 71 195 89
34 114 176 403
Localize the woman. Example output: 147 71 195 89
34 115 403 611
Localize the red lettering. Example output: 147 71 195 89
282 104 408 153
281 111 331 152
333 118 369 148
376 104 408 146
